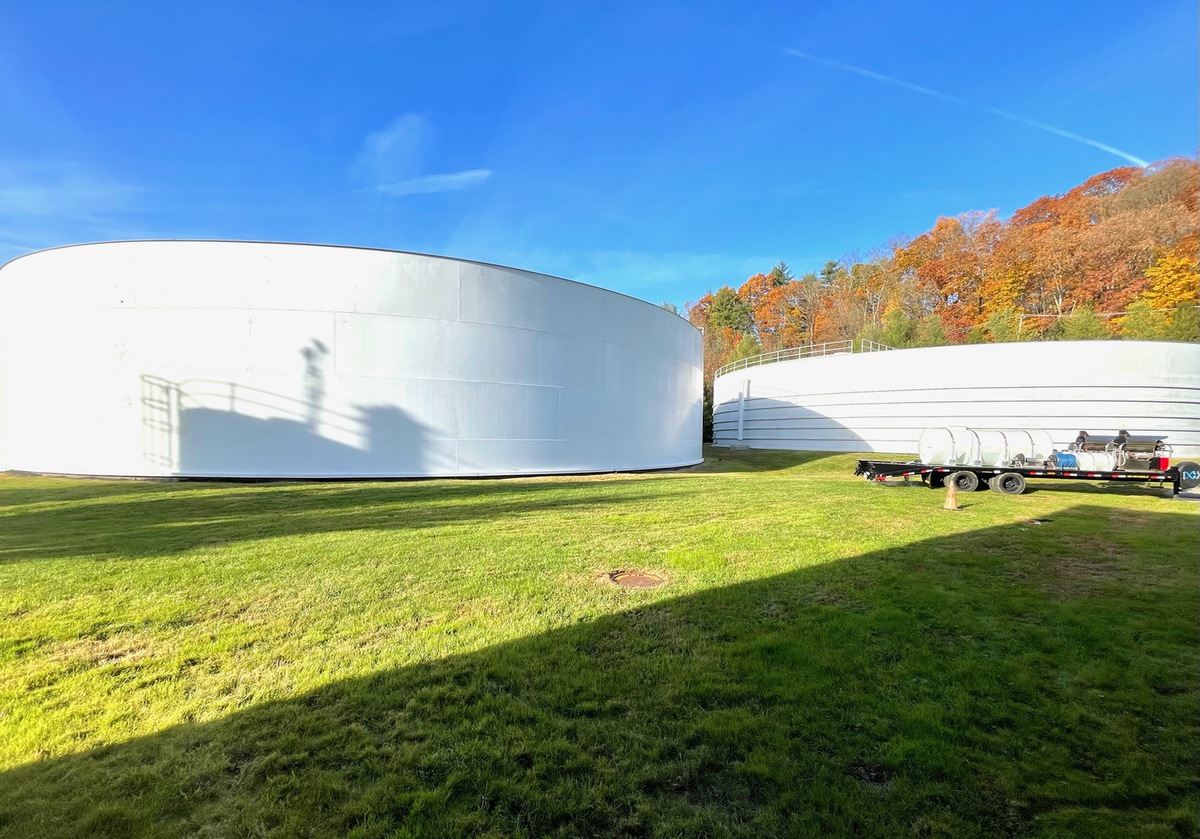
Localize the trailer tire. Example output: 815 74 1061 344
993 472 1027 495
923 472 946 489
948 471 979 492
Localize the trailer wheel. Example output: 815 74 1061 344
1177 461 1200 492
922 472 946 489
993 472 1027 495
948 471 979 492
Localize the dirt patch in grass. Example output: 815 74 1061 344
1102 509 1156 528
1037 556 1121 598
852 762 894 790
800 588 869 612
1022 536 1129 597
1002 534 1179 598
50 635 154 667
358 617 437 646
1150 681 1193 697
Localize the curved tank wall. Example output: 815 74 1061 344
713 341 1200 459
0 241 702 478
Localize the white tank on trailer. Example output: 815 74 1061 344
917 426 1055 468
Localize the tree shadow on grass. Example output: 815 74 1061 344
1 507 1196 838
0 479 682 563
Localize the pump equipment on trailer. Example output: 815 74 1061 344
855 428 1200 497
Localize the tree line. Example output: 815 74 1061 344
685 157 1199 392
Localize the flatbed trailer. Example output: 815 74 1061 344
855 459 1200 497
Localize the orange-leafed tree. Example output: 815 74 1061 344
737 272 776 344
686 292 714 330
683 157 1198 355
895 212 999 339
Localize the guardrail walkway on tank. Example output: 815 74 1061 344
714 339 896 378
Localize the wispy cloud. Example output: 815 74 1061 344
352 114 429 183
0 160 147 262
377 169 492 196
0 52 150 258
0 161 143 220
778 47 1149 167
352 113 492 196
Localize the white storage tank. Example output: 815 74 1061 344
0 241 703 478
713 341 1200 458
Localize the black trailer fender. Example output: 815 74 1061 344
922 471 946 489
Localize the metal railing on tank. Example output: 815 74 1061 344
714 339 897 378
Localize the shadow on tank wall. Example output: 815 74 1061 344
711 396 873 452
140 374 431 479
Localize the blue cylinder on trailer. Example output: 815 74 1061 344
1050 451 1078 469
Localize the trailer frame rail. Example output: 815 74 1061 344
854 459 1196 496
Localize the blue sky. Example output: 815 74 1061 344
2 1 1196 309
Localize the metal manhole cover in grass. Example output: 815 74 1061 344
610 571 664 588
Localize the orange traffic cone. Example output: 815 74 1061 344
943 481 959 511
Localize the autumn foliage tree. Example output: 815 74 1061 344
687 157 1199 432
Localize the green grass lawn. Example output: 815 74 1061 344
1 448 1197 838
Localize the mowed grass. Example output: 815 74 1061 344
0 449 1197 838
